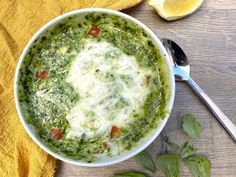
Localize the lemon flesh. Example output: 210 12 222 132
148 0 204 21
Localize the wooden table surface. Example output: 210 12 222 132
56 1 236 176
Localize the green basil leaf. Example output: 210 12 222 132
182 114 202 139
184 155 211 177
164 136 180 152
180 141 198 159
157 154 180 177
136 150 156 172
110 171 148 177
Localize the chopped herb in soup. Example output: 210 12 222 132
17 13 170 162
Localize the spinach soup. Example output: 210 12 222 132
17 12 170 162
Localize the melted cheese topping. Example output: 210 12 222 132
66 40 151 138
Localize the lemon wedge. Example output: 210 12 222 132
148 0 204 21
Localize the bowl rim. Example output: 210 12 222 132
14 8 175 167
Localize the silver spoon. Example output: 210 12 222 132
162 38 236 142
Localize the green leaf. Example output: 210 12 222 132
164 136 180 152
180 141 198 159
110 171 148 177
182 114 202 139
184 155 211 177
157 154 180 177
136 150 156 172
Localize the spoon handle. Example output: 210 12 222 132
186 77 236 142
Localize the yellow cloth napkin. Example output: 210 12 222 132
0 0 141 176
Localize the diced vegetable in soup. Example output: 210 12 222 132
17 13 170 162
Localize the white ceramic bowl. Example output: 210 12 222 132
14 8 175 167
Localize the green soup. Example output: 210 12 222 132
17 12 170 162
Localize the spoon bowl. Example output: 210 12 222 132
161 39 190 81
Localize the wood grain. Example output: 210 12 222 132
56 1 236 176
